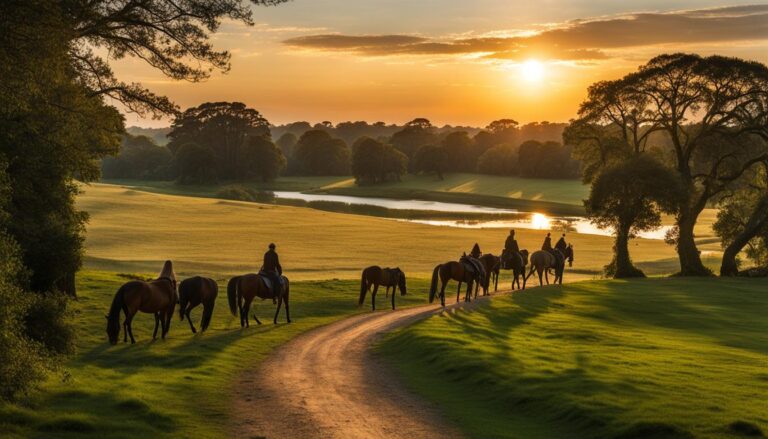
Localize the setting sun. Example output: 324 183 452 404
531 213 551 229
520 60 544 82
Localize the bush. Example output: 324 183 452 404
216 186 275 203
0 233 47 400
477 144 516 175
24 292 76 357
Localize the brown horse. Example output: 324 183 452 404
478 253 500 293
502 249 529 290
178 276 218 334
358 266 407 311
524 247 574 287
428 260 484 307
227 273 290 327
106 260 178 345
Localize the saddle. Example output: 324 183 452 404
259 271 283 296
461 257 484 280
500 249 520 269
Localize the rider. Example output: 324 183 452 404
542 232 553 252
261 243 283 299
470 243 482 258
503 229 520 269
554 233 567 253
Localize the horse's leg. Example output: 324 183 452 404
163 309 172 339
466 280 473 302
456 281 462 303
371 284 379 311
439 279 447 308
153 313 160 340
545 268 550 285
284 292 291 323
273 295 283 324
123 319 128 343
238 294 245 328
494 270 499 292
186 306 196 333
538 268 544 286
391 285 396 310
385 286 389 298
125 312 136 344
244 297 253 327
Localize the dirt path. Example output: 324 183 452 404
230 293 505 438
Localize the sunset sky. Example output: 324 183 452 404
114 1 768 128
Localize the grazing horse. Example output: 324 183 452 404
178 276 218 334
358 266 407 311
227 273 290 327
503 249 529 290
106 261 178 345
478 253 500 293
428 260 484 307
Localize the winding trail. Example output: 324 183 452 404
230 291 509 438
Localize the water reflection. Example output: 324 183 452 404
397 216 673 240
273 191 671 240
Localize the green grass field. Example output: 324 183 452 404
77 183 715 280
0 271 431 438
377 278 768 439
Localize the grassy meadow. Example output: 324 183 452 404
78 183 719 280
378 278 768 439
0 271 431 438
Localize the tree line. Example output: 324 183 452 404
108 111 579 184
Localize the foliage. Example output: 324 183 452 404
391 118 437 159
291 130 351 176
476 144 516 175
236 136 286 182
412 144 446 179
586 156 683 277
517 140 580 179
0 232 47 401
276 132 298 159
440 131 477 172
351 137 408 185
102 134 175 180
175 143 217 185
569 53 768 275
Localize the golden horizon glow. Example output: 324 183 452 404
111 2 768 128
531 213 551 230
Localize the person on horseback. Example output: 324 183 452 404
502 229 520 269
470 243 482 258
261 243 283 300
555 233 567 253
542 232 553 252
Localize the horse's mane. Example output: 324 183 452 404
159 260 176 280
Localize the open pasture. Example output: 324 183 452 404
78 183 716 280
379 278 768 438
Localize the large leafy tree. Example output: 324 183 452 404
568 54 768 275
168 102 271 179
391 118 436 160
586 156 683 278
351 137 407 185
292 130 350 176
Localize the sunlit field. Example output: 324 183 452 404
77 183 719 281
378 278 768 438
0 271 431 438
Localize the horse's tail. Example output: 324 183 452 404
227 276 241 316
358 269 368 306
201 302 214 332
108 283 128 324
429 264 440 303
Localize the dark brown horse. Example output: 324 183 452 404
178 276 218 334
478 253 500 293
227 273 290 327
428 259 484 307
358 266 407 311
106 261 178 345
502 249 529 290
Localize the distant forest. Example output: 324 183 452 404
105 102 579 184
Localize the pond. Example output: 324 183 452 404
273 191 671 240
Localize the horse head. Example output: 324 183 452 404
106 314 119 345
396 267 407 296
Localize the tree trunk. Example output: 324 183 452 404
676 210 710 276
720 195 768 276
613 223 644 278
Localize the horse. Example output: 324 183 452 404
502 249 529 290
106 260 178 345
227 273 290 327
428 259 484 307
478 253 500 293
358 266 407 311
178 276 218 334
524 247 568 287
